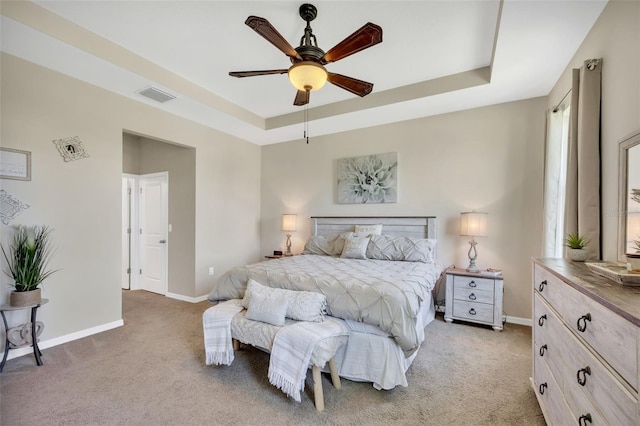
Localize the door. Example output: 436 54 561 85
121 177 132 289
139 172 168 295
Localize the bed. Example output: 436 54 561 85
207 216 441 390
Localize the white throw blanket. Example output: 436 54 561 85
268 316 349 402
202 300 243 366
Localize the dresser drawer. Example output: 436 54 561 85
452 300 493 323
453 287 494 304
453 275 495 292
555 281 638 391
533 297 565 387
533 351 575 426
558 320 638 425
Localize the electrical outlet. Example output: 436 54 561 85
209 267 214 276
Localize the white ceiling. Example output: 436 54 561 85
1 1 607 145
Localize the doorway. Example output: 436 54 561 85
121 172 169 295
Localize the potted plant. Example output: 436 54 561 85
1 225 57 307
565 233 590 262
627 237 640 272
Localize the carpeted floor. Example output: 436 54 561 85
0 290 545 425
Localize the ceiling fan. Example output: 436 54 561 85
229 3 383 106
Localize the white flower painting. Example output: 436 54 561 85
337 153 397 204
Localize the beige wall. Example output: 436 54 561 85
122 134 197 297
0 53 261 347
261 97 547 320
548 0 640 262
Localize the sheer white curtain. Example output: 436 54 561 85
543 58 602 259
543 104 571 257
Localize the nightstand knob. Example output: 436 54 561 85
538 315 547 326
468 280 477 288
468 293 477 301
468 308 477 316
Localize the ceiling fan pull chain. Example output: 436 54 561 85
304 104 309 144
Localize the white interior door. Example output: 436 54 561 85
121 177 131 289
139 172 168 295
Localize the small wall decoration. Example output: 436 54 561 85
0 147 31 181
53 136 90 162
337 152 398 204
0 190 30 225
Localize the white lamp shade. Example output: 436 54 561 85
288 61 328 92
282 214 297 232
460 211 488 237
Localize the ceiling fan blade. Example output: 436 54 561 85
321 22 382 64
293 90 310 106
327 73 373 97
229 69 289 78
245 16 301 61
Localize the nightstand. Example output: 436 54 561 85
444 268 504 331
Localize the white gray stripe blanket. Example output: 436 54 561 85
268 317 349 402
203 300 243 366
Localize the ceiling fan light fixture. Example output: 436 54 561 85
288 61 327 92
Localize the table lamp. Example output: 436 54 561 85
460 211 488 273
282 214 297 256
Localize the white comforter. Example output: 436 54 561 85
208 255 440 356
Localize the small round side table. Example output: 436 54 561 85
0 298 49 373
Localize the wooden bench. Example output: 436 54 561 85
230 310 346 412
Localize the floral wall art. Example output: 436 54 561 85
337 152 398 204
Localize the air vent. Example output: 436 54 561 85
138 87 176 103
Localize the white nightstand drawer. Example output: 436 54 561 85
454 287 493 304
453 275 494 292
452 300 494 323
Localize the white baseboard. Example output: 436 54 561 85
505 315 532 327
166 292 208 303
7 319 124 361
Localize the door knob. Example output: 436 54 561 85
159 240 166 244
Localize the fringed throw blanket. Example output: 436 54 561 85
203 300 243 366
268 316 349 402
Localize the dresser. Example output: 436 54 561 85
444 268 504 331
532 259 640 425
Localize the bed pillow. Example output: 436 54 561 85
354 224 383 236
302 233 345 256
366 235 437 263
245 291 289 326
242 279 326 322
340 233 370 259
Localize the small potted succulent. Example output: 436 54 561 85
565 233 590 262
1 225 57 306
627 237 640 272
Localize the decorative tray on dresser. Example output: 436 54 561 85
532 258 640 425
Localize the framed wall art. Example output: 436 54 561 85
0 147 31 181
337 152 398 204
53 136 90 162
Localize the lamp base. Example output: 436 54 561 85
466 239 479 273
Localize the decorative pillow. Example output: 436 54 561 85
245 291 288 326
354 224 383 236
366 235 436 263
340 233 370 259
242 279 326 322
302 233 345 256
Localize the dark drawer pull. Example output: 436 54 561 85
577 313 591 332
468 293 477 301
538 280 547 292
579 413 592 425
539 344 547 357
468 308 476 316
538 383 547 395
577 366 591 386
468 280 477 288
538 314 547 326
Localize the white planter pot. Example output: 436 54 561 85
626 254 640 272
567 248 589 262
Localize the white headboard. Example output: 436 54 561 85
311 216 437 240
